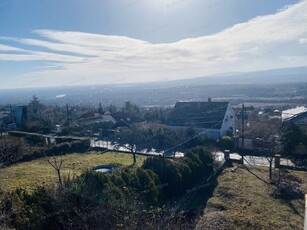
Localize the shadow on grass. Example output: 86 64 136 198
177 179 219 212
177 162 235 214
285 200 304 219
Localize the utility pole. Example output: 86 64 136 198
98 102 103 114
241 104 245 149
241 104 245 163
66 104 69 127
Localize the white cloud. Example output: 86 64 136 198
1 1 307 87
0 44 26 52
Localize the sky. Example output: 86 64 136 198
0 0 306 89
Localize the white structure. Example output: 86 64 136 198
282 106 307 122
56 125 62 134
101 114 116 123
168 100 236 139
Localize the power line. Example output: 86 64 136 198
169 121 224 125
163 121 223 155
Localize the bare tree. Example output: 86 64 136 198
112 124 150 165
266 154 274 180
46 155 64 189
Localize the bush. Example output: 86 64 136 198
0 146 214 229
0 186 194 230
17 139 90 163
217 136 234 150
143 146 214 198
0 137 25 167
8 131 45 146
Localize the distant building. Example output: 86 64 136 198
285 110 307 134
167 99 236 139
282 106 307 122
283 107 307 135
11 106 27 127
0 106 27 131
287 112 307 126
0 112 15 130
78 112 116 126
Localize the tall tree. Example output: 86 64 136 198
28 95 43 118
281 123 307 166
113 125 148 165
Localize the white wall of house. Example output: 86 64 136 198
220 104 236 137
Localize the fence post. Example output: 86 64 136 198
224 150 230 161
275 154 281 168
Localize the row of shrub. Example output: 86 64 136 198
0 187 194 230
8 131 45 146
65 167 162 206
143 146 214 198
60 146 214 207
1 136 90 168
20 139 91 163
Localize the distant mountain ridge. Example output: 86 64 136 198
0 66 307 106
163 66 307 86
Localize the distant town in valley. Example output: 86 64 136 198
1 66 307 108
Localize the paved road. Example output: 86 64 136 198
213 152 294 167
90 139 184 158
91 139 293 166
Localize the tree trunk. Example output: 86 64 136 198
57 169 63 189
133 151 136 165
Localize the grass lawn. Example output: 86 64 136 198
198 165 307 230
0 151 146 192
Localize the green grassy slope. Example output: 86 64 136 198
0 151 146 192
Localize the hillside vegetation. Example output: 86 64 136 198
0 146 214 229
198 165 307 230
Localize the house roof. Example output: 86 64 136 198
0 112 13 120
78 114 116 125
282 106 307 122
167 101 229 129
285 110 307 123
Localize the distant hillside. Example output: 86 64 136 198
0 66 307 106
164 66 307 86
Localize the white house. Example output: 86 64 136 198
282 106 307 122
167 99 236 139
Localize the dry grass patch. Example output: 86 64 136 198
202 165 306 230
0 151 146 192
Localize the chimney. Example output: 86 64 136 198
208 97 212 103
